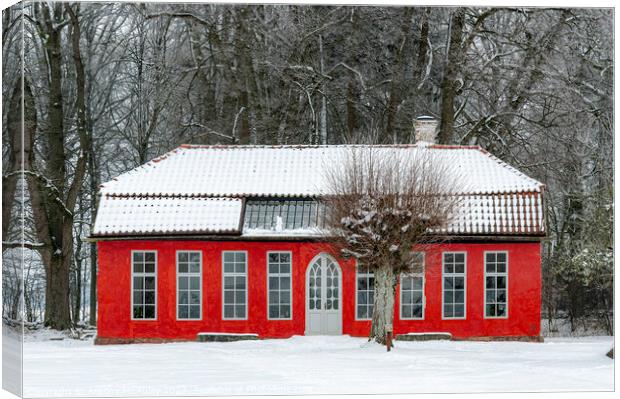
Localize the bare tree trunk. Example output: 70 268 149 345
88 155 98 326
318 34 327 144
346 79 357 142
383 8 413 143
437 8 465 144
2 80 31 245
369 262 397 344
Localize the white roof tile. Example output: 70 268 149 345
93 196 242 236
100 145 543 197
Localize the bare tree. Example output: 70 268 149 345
324 148 458 345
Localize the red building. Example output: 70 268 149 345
92 141 546 344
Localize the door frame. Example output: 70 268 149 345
304 252 343 335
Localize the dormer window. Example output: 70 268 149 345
243 198 326 230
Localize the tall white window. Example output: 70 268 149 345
267 252 292 319
443 252 466 319
400 252 425 319
485 252 508 318
132 251 156 320
177 251 202 320
356 265 374 320
222 251 247 319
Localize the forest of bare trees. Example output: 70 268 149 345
2 3 613 333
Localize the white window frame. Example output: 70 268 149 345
441 251 467 320
484 251 509 319
400 252 425 320
355 263 374 321
130 250 157 321
266 251 293 320
222 250 248 320
176 250 202 321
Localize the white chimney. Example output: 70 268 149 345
414 116 438 144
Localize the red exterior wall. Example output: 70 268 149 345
97 240 541 341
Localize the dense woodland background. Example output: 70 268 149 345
1 3 613 333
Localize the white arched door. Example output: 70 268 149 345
306 254 342 335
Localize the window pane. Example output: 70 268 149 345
144 305 155 319
486 304 496 317
145 252 155 263
145 263 155 274
281 291 290 303
235 276 246 289
144 290 155 304
189 306 200 319
454 305 464 318
224 291 234 303
190 277 200 290
281 276 291 289
179 263 188 273
497 276 506 289
269 305 279 318
224 305 234 318
224 252 234 263
178 252 188 263
178 306 189 319
224 276 234 290
235 305 246 319
402 291 412 304
497 304 506 316
455 290 464 303
235 262 245 273
235 291 245 303
179 277 188 290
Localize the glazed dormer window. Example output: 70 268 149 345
244 198 326 230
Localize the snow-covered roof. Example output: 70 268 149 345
100 145 542 197
93 145 545 237
93 196 242 236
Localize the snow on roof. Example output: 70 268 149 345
100 145 543 198
93 196 242 236
94 145 545 237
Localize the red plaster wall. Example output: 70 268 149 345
97 240 541 340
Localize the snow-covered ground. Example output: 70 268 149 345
21 334 613 397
